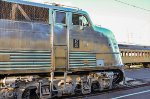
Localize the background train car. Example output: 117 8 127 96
119 44 150 68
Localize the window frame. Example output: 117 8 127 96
55 10 67 25
72 13 91 27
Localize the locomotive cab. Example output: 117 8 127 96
52 10 123 71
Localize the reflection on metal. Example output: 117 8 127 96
0 19 50 50
66 12 71 70
50 9 55 71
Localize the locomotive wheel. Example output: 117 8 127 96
91 81 100 92
74 84 82 95
5 89 15 99
22 86 39 99
112 69 124 84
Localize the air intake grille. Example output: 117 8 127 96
69 52 96 68
0 50 51 70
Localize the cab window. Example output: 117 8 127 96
56 11 66 24
72 14 90 26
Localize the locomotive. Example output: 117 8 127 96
0 0 124 98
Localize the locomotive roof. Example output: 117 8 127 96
2 0 87 14
119 44 150 50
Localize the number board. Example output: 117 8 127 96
73 39 80 48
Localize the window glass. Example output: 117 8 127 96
72 14 80 25
129 52 131 56
56 11 66 24
72 14 89 26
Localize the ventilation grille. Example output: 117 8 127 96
0 1 49 23
0 50 51 70
69 52 96 68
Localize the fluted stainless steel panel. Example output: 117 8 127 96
0 50 51 70
69 52 96 68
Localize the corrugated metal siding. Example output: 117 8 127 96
69 52 96 68
0 50 51 70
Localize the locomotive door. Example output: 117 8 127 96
51 10 70 71
69 13 97 68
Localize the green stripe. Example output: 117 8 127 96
0 61 51 63
11 58 50 60
70 56 96 59
12 54 51 56
11 58 51 62
70 55 95 57
0 65 51 67
0 51 51 55
0 67 50 70
70 52 93 54
0 53 50 55
70 65 96 67
0 50 50 52
0 64 51 66
11 56 50 58
70 66 96 68
70 63 96 65
0 62 50 65
11 57 50 59
69 61 96 63
70 59 96 61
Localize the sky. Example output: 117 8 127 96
26 0 150 45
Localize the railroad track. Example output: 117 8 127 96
62 79 150 99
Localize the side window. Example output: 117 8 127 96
72 14 90 26
56 11 66 24
80 16 89 26
72 14 80 25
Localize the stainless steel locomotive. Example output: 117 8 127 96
0 0 124 98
